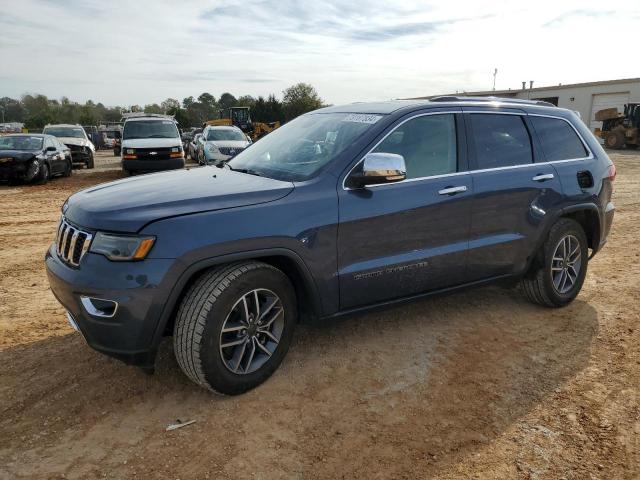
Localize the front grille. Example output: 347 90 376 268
55 217 93 267
218 146 244 156
134 147 173 160
66 144 84 152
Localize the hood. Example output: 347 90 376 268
64 167 294 232
206 140 249 148
0 149 39 162
121 138 181 149
59 137 94 150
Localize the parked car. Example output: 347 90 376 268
197 125 251 165
46 97 615 395
189 133 202 161
0 134 72 184
43 124 95 169
181 132 193 158
120 114 184 175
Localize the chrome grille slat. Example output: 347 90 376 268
55 217 93 267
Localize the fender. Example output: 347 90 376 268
524 202 602 274
149 247 322 350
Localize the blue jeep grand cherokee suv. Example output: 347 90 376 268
46 97 615 394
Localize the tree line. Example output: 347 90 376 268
0 83 324 129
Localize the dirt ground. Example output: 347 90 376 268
0 150 638 480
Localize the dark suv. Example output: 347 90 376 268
45 97 615 394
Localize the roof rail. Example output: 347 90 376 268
430 95 555 107
121 112 175 120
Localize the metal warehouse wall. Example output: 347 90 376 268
512 80 640 133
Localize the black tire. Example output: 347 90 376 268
521 218 588 308
174 261 297 395
123 169 133 177
604 130 625 149
62 159 72 177
86 151 95 169
36 162 49 184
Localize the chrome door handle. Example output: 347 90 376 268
532 173 554 182
438 186 467 195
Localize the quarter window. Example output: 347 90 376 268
469 114 532 169
531 116 587 161
373 114 457 179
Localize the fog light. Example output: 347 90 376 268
80 296 118 318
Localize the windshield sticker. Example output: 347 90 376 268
342 114 382 124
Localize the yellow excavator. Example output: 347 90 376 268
203 106 280 141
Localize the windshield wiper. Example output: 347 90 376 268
224 164 263 177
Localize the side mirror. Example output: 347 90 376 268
348 153 406 188
46 146 57 152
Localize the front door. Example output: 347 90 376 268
337 112 473 310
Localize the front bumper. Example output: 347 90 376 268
0 159 39 181
66 146 92 163
45 244 176 367
122 157 184 172
203 150 232 164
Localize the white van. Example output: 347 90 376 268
121 114 184 175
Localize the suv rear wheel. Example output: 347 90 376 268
521 218 588 307
174 261 296 394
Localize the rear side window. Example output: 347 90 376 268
373 113 457 179
530 116 588 161
469 114 532 169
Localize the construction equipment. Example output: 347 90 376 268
203 107 280 141
595 103 640 149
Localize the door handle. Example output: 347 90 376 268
532 173 554 182
438 186 467 195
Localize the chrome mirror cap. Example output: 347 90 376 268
350 153 406 188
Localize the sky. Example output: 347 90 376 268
1 0 639 107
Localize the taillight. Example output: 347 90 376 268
607 164 616 182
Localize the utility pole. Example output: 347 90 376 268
0 106 4 123
492 68 498 91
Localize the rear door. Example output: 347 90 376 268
337 110 473 309
464 110 564 280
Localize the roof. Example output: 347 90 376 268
410 77 640 99
44 124 82 128
205 125 242 130
3 133 48 137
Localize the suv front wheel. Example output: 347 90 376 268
521 218 588 307
174 261 296 394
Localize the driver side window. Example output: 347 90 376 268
373 114 457 179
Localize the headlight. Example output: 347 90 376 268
207 144 219 153
171 147 180 153
90 232 155 261
126 149 135 155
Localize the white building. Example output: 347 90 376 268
414 78 640 134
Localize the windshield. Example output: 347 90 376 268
228 113 379 181
43 127 85 138
0 136 43 150
123 120 179 140
206 129 246 142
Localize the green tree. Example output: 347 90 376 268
218 92 237 112
282 83 323 121
144 103 163 114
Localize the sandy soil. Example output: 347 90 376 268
0 150 638 479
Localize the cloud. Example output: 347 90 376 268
0 0 638 106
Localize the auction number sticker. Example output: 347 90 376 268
342 113 382 124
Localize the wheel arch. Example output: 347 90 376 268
152 248 321 348
526 203 601 274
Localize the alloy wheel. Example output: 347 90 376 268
219 288 285 375
551 234 582 294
